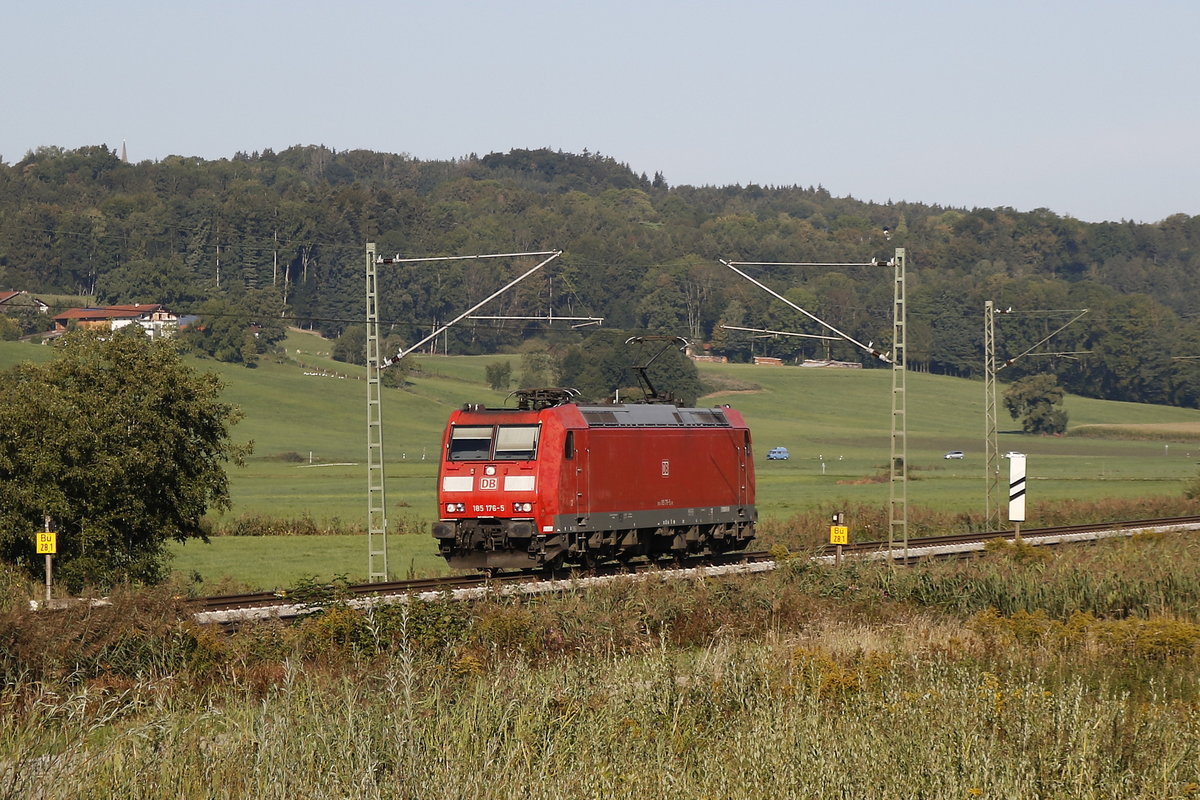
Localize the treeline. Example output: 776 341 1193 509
2 144 1199 405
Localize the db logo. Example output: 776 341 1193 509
661 460 670 476
479 477 499 490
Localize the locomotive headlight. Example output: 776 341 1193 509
514 502 532 513
484 466 496 476
455 503 465 512
446 503 456 513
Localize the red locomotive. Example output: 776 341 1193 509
432 388 757 571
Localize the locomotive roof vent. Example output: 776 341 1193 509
510 387 580 411
579 405 730 428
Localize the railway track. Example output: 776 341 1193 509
192 515 1200 626
192 550 776 625
815 515 1200 562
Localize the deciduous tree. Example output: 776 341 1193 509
0 329 249 589
1003 373 1069 435
485 360 512 391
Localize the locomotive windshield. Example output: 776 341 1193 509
448 424 540 461
494 425 539 460
449 426 493 460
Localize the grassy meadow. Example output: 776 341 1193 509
5 332 1200 589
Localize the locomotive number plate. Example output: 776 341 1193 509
473 504 506 513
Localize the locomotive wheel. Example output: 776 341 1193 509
580 552 604 573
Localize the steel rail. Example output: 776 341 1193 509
818 515 1200 556
191 516 1200 625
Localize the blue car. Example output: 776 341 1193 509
767 447 790 460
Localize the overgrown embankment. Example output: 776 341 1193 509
5 509 1200 797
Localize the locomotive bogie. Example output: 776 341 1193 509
433 398 757 572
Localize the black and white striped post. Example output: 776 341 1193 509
1008 453 1026 539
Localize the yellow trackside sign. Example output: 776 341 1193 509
36 532 57 555
829 525 849 545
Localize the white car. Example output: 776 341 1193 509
944 450 964 460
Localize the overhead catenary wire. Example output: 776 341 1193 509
720 325 841 341
719 259 890 362
381 250 563 365
24 296 1172 339
995 309 1090 371
724 260 890 268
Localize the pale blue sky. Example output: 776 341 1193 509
6 0 1197 223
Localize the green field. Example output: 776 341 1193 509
6 331 1200 590
170 532 455 592
216 335 1200 522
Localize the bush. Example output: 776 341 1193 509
0 315 20 340
485 360 512 390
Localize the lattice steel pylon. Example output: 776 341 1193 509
365 242 388 582
888 248 908 554
983 300 1002 530
364 247 565 582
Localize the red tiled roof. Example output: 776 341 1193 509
103 304 163 315
1 291 49 309
53 304 163 322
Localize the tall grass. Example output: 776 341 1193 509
4 636 1199 798
6 532 1200 798
780 531 1200 621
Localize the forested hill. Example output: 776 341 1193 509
2 143 1199 407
